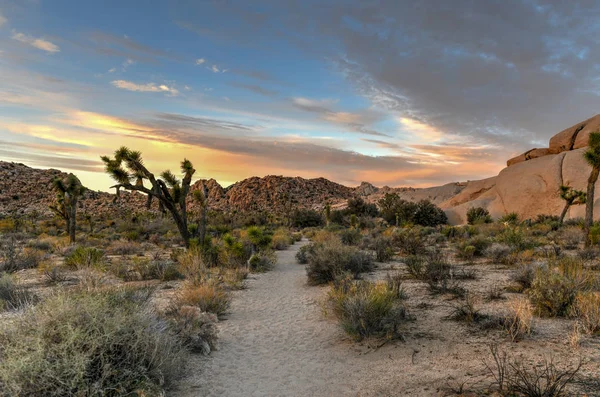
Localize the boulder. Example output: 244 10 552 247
549 114 600 154
506 148 551 167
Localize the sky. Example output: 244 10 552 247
2 0 600 191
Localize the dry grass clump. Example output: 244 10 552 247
0 273 37 311
176 281 231 317
271 228 293 250
0 288 186 396
107 239 142 256
305 240 374 285
503 297 534 342
111 257 183 282
326 275 408 341
571 292 600 335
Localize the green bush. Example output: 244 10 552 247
296 244 315 264
467 207 492 225
393 229 425 255
340 228 362 246
0 288 186 396
64 246 104 269
248 250 276 272
498 212 519 225
458 236 491 258
291 209 324 228
371 235 395 262
500 228 536 251
327 276 408 340
306 242 374 285
529 258 595 317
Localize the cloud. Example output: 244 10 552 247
210 64 227 73
122 58 134 71
0 11 6 27
291 96 389 136
11 30 60 53
230 82 278 97
195 58 206 65
111 80 179 96
108 67 116 73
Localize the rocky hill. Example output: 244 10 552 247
2 114 600 224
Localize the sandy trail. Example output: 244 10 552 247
173 241 366 396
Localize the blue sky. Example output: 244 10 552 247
2 0 600 191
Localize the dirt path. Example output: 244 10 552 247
171 242 513 397
173 240 365 396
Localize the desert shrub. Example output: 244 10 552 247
64 246 104 269
219 233 251 268
484 344 581 396
498 212 519 225
326 276 408 340
177 281 231 317
245 226 273 253
0 238 43 272
529 258 594 317
296 244 315 264
0 288 185 396
115 258 183 282
393 229 425 255
458 236 491 258
412 200 448 226
26 239 53 252
340 228 362 246
448 294 487 324
292 232 302 242
553 227 584 250
577 247 599 261
485 243 513 265
165 305 218 355
378 194 446 226
175 250 206 279
467 207 492 224
346 197 379 217
572 292 600 334
42 265 68 284
271 228 292 250
511 263 538 291
0 273 37 311
500 228 537 251
306 242 374 285
291 209 324 228
218 267 249 290
370 235 395 262
503 297 533 342
404 255 425 278
248 250 276 272
107 239 141 255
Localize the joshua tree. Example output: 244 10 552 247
49 174 85 243
584 132 600 246
101 147 196 248
193 184 209 246
558 185 586 225
324 203 331 227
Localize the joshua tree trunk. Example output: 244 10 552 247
585 167 600 247
559 201 571 225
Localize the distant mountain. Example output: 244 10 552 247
0 161 463 218
5 114 600 224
